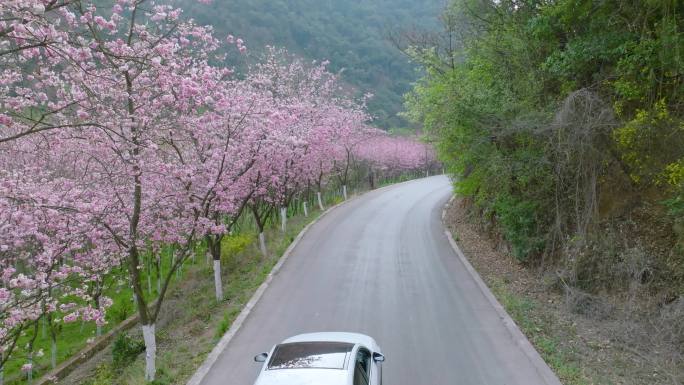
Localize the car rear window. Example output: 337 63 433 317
268 341 354 370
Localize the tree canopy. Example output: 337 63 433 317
404 0 684 291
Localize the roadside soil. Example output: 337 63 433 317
444 196 683 385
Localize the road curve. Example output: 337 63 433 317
201 175 554 385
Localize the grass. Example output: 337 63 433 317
489 280 590 385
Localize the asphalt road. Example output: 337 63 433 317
200 175 556 385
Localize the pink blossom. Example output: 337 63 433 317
63 312 79 323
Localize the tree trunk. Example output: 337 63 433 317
342 185 348 200
46 296 58 370
251 204 268 256
208 235 224 302
303 201 308 217
26 321 38 384
317 192 324 210
259 232 267 256
213 259 223 302
26 355 32 384
51 338 57 369
94 292 102 337
280 206 287 233
142 324 156 382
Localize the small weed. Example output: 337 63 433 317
492 280 588 385
86 364 114 385
215 307 241 338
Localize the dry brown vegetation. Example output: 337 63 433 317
446 197 683 385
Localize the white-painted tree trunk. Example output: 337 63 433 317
259 232 267 256
51 339 57 369
342 185 348 200
142 324 156 382
303 201 308 217
213 259 223 302
96 325 102 337
317 192 324 210
27 355 32 383
280 207 287 233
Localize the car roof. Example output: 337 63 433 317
282 332 379 351
268 341 354 370
254 368 349 385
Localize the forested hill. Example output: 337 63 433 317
177 0 444 128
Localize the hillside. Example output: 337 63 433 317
404 0 683 383
177 0 444 128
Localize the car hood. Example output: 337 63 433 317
254 368 348 385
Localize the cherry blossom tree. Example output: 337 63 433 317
0 139 115 381
0 1 98 145
356 134 438 182
1 0 238 380
187 80 272 302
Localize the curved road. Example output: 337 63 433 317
200 176 557 385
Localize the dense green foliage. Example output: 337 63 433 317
112 333 145 370
405 0 683 290
178 0 444 128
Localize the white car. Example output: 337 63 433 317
253 332 385 385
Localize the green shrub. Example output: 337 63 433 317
494 196 545 262
112 333 145 370
221 233 253 261
107 297 135 323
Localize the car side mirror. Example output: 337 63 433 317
254 352 268 362
372 352 385 363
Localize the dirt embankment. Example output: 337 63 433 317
445 197 683 385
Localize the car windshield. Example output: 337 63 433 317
267 341 354 370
